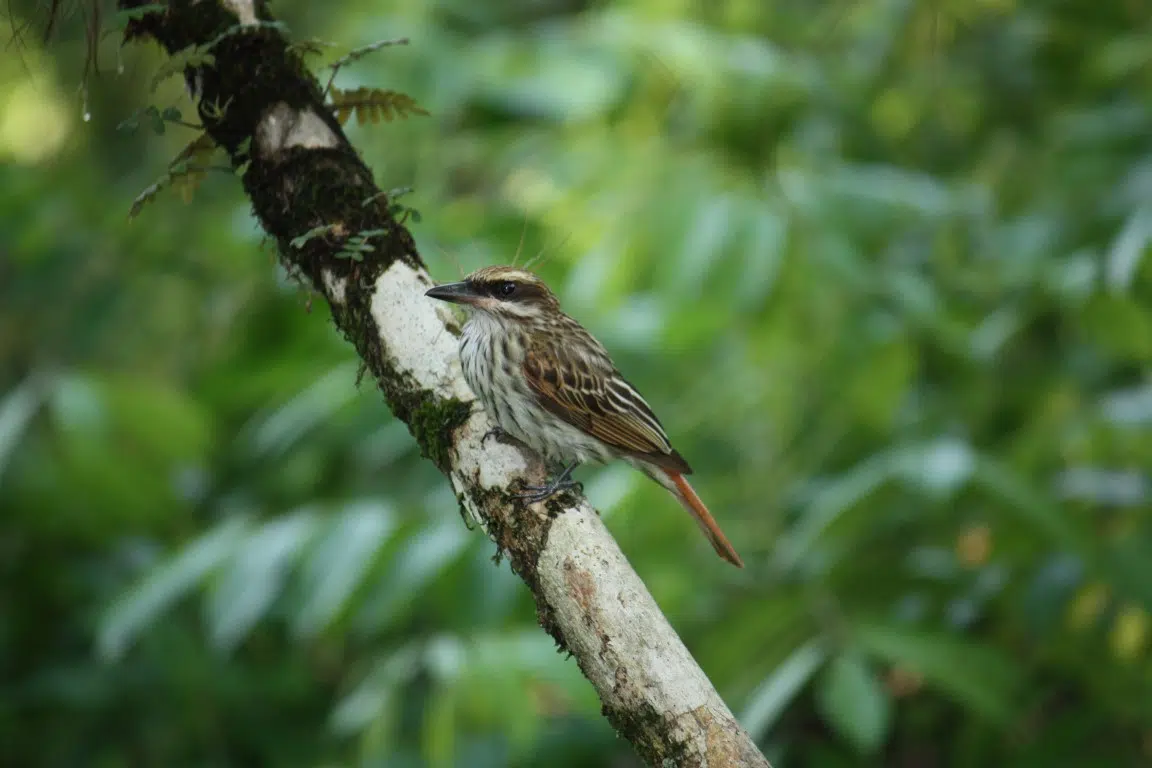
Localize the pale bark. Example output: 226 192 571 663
119 2 771 764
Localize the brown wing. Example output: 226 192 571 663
522 328 692 475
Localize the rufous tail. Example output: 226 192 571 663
665 472 744 568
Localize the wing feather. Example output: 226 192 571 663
522 327 691 474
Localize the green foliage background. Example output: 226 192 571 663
3 0 1152 765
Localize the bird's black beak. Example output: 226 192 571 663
425 281 479 305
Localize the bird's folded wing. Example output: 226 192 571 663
522 338 691 474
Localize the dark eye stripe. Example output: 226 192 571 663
483 280 546 302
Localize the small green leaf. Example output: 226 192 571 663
116 114 140 133
386 186 413 200
287 38 337 58
146 105 166 135
152 47 216 92
113 3 166 25
816 652 891 754
289 224 335 250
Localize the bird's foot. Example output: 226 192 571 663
515 479 583 503
515 462 582 503
481 426 518 448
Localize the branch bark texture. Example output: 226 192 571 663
120 2 770 765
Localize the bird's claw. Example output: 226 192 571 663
481 426 511 447
514 479 582 503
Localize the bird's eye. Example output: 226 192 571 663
498 281 517 297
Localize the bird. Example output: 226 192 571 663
425 266 743 568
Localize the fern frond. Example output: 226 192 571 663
329 87 430 125
129 133 218 218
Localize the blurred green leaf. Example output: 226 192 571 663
245 362 360 458
293 500 396 639
972 457 1081 546
894 438 975 499
471 35 626 122
0 375 46 484
99 517 250 661
815 652 891 754
854 622 1021 722
1081 295 1152 362
97 374 214 462
330 643 422 736
1106 206 1152 292
671 196 734 299
207 510 318 651
48 373 105 432
741 639 828 740
424 678 458 768
1100 383 1152 426
778 452 895 569
826 163 957 217
732 205 786 308
353 520 469 631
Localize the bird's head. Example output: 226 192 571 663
425 266 561 321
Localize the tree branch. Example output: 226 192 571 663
119 1 770 764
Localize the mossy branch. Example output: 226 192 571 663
115 1 770 764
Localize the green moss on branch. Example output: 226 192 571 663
407 393 471 471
